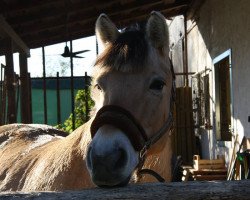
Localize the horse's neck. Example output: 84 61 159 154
64 120 92 155
29 121 93 190
140 135 172 182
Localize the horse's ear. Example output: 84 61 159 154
146 11 169 53
95 14 120 47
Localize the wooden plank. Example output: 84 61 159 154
227 137 247 180
8 0 187 26
42 47 47 124
173 87 195 164
193 155 226 170
180 87 187 163
176 88 182 157
173 88 177 155
0 15 30 56
70 40 75 130
3 0 63 14
0 181 250 199
195 163 226 170
193 175 227 181
186 0 206 20
19 53 30 123
56 72 61 125
0 64 6 125
18 5 187 49
192 169 227 175
4 38 16 123
28 73 33 123
190 86 196 163
19 4 186 47
173 103 177 155
185 87 192 164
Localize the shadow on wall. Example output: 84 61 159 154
189 0 250 160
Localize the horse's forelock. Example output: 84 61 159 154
95 27 149 73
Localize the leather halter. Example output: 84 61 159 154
90 59 176 181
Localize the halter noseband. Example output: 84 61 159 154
90 59 176 182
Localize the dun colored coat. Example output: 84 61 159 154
0 11 174 191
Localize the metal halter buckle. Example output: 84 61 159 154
139 141 151 159
139 146 147 159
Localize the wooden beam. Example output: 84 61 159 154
186 0 206 19
19 53 31 123
19 2 188 49
28 72 33 123
0 1 8 14
0 181 250 199
2 0 62 14
70 40 75 130
42 47 47 124
11 0 162 35
0 15 30 56
6 0 119 25
13 0 188 37
4 38 16 123
184 13 189 86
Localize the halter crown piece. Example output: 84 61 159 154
90 59 176 182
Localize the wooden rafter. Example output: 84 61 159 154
0 15 30 56
0 0 196 49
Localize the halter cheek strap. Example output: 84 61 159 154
136 58 175 182
138 58 176 160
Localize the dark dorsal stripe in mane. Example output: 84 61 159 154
95 25 148 73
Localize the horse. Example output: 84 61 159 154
0 11 175 191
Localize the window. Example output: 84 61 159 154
213 50 233 141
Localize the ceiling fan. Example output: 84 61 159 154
61 42 90 58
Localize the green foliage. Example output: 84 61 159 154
56 88 94 133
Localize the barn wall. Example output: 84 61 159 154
168 16 185 87
169 0 250 162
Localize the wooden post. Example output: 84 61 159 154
56 72 61 125
70 40 75 130
42 46 47 124
5 38 16 123
184 13 189 87
84 72 89 122
1 64 7 124
19 53 30 123
174 87 195 165
28 73 32 123
14 73 19 117
0 64 3 125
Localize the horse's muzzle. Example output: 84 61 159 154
90 105 148 152
87 105 147 187
87 142 131 187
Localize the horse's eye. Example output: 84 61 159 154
149 80 165 91
94 84 102 91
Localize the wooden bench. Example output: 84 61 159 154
183 155 227 181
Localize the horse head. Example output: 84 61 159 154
86 11 174 187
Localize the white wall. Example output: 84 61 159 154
169 0 250 161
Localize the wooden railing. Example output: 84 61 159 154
1 180 249 199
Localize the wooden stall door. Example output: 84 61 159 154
173 86 196 165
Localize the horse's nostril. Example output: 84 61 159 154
114 148 127 170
